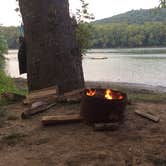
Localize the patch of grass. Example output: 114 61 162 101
0 98 15 106
128 92 166 103
0 108 7 127
110 85 166 103
35 138 49 145
7 114 19 121
89 82 166 103
146 155 166 166
2 132 27 146
0 70 16 94
0 107 7 118
0 70 27 106
0 108 18 127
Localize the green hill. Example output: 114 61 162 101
94 8 166 24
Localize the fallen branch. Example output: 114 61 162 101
135 110 160 123
21 103 56 119
42 114 82 125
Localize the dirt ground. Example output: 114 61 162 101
0 100 166 166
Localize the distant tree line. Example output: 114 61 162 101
90 22 166 48
0 22 166 50
0 35 8 68
0 26 19 49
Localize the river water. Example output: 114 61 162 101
4 48 166 88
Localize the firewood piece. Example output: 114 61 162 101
135 110 160 123
42 114 82 125
31 101 46 109
57 95 82 104
93 123 120 131
63 88 84 97
21 103 56 119
57 88 83 104
26 86 58 101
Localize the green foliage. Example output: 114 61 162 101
0 71 27 107
0 35 8 68
75 0 94 53
0 70 17 94
2 132 27 146
0 36 7 56
0 30 25 106
0 26 19 49
94 8 166 24
76 0 94 23
76 23 94 53
90 22 166 48
159 0 166 8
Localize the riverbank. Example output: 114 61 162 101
86 81 166 104
13 78 166 93
0 80 166 165
5 78 166 104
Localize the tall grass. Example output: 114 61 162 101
0 35 17 94
0 70 17 94
0 35 26 106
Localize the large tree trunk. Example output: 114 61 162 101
18 0 84 94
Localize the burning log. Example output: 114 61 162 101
135 110 160 123
81 88 127 123
42 114 82 125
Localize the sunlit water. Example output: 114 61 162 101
4 48 166 88
5 50 27 79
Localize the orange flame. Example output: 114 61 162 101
86 89 96 97
105 89 113 100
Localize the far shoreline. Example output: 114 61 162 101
14 78 166 93
86 81 166 93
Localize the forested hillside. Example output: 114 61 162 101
0 8 166 49
89 8 166 48
90 22 166 48
94 8 166 24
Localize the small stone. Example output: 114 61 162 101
136 158 141 164
129 147 132 152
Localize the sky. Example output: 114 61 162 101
0 0 159 26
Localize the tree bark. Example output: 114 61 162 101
18 0 84 94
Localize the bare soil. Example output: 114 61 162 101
0 101 166 166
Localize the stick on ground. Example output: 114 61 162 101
135 110 160 123
42 114 82 126
22 103 56 119
93 123 120 131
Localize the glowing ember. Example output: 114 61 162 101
105 89 113 100
86 89 96 96
118 95 124 100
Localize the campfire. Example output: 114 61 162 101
80 88 127 123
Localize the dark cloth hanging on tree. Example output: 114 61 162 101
18 36 27 74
